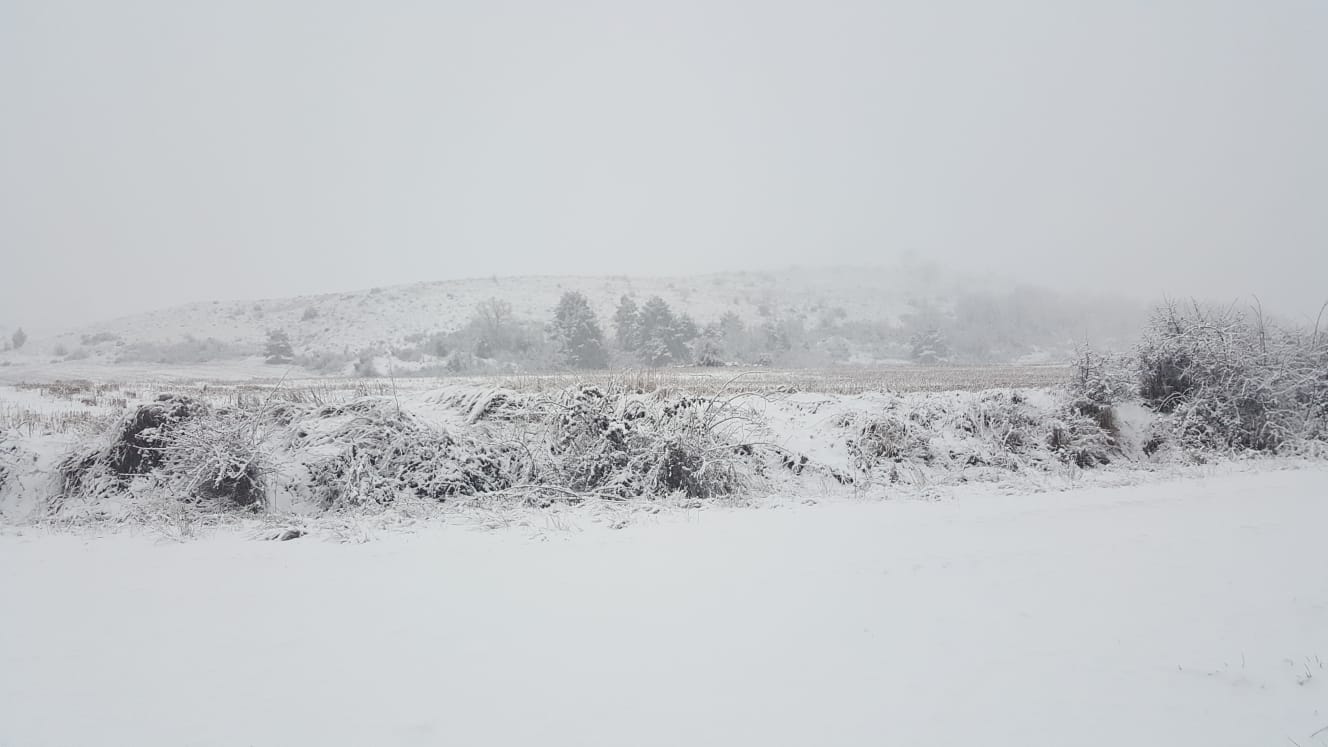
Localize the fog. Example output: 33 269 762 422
2 0 1325 331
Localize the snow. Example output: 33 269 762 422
2 465 1326 746
29 267 933 354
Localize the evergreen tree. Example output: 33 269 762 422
550 291 609 369
10 327 27 350
637 296 688 367
674 313 700 344
718 311 744 340
716 311 747 360
909 327 949 365
694 335 725 367
264 329 294 364
612 295 641 351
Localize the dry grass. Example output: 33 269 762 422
473 365 1069 396
2 365 1068 437
0 403 101 435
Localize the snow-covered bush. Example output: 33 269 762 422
464 384 761 500
56 395 205 510
352 350 379 377
844 388 1122 483
1056 344 1134 463
1070 345 1132 413
0 446 10 496
53 395 268 514
960 392 1045 457
548 386 754 498
156 409 267 508
295 401 522 509
115 337 254 364
846 413 932 469
293 349 355 374
1137 302 1328 453
1046 409 1114 467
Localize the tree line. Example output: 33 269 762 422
258 286 1145 372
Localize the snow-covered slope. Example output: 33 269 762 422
41 264 980 354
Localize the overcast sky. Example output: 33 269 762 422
2 0 1325 330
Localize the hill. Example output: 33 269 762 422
9 263 1144 373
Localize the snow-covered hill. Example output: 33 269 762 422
0 262 1146 375
37 264 974 354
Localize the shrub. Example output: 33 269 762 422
1067 344 1132 439
293 349 354 374
114 397 205 471
298 402 521 509
352 351 379 377
1046 409 1113 467
847 414 932 470
54 395 217 512
156 409 267 508
116 337 254 364
1136 301 1328 452
80 332 122 346
444 383 762 500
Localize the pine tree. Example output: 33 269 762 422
10 327 27 350
265 329 294 364
612 295 641 351
716 312 747 360
694 335 725 367
637 296 687 367
550 291 609 369
674 313 700 344
909 327 949 365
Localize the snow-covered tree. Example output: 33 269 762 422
693 335 725 367
10 327 27 350
264 329 294 364
474 298 517 353
550 291 608 369
909 327 949 365
675 313 700 343
637 296 690 367
612 295 641 351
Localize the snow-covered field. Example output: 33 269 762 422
2 464 1326 747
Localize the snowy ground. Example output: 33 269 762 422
2 465 1326 746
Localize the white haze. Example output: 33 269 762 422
2 0 1325 331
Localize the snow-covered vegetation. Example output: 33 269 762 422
1 265 1145 374
1 302 1323 531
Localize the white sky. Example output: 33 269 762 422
2 0 1325 329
